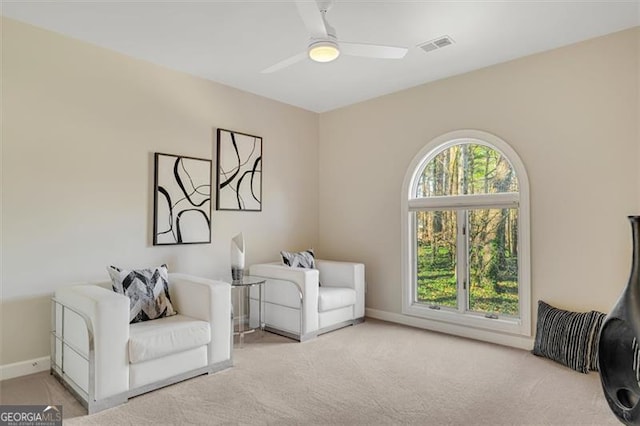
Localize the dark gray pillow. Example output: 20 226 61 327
108 264 177 324
280 249 316 269
587 311 607 371
532 300 598 374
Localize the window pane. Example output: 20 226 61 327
416 144 518 198
416 210 457 309
468 208 519 317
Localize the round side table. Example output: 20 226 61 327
229 275 266 347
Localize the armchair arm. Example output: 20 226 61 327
316 260 365 319
249 263 319 334
54 284 129 401
168 273 231 365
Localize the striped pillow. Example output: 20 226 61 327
532 301 599 374
587 311 607 371
280 249 316 269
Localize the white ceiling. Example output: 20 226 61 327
2 1 639 113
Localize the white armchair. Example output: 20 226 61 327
51 273 232 414
248 260 365 341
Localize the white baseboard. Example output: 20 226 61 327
0 356 50 381
365 308 534 350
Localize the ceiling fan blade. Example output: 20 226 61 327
295 0 328 39
261 51 308 74
340 42 408 59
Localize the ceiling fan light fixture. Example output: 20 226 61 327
308 40 340 63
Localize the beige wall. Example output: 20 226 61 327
318 28 640 333
1 18 319 365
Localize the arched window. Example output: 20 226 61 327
401 130 531 338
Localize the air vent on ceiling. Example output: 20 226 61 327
418 36 455 54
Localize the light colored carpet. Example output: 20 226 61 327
1 319 617 425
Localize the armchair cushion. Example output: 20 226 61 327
108 264 177 324
128 314 211 364
281 249 316 269
318 287 356 313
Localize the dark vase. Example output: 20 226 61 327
599 216 640 425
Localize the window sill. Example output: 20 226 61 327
368 307 534 350
403 302 530 337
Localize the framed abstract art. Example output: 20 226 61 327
216 129 262 211
153 153 212 245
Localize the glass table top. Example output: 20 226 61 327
228 275 266 287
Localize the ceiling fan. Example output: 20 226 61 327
261 0 408 73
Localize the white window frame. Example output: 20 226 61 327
401 130 531 337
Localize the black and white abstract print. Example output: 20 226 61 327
153 153 212 245
216 129 262 211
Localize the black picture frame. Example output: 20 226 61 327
216 128 263 211
153 152 212 245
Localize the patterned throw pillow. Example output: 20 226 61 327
108 264 177 324
587 311 607 371
532 300 599 374
280 249 316 269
